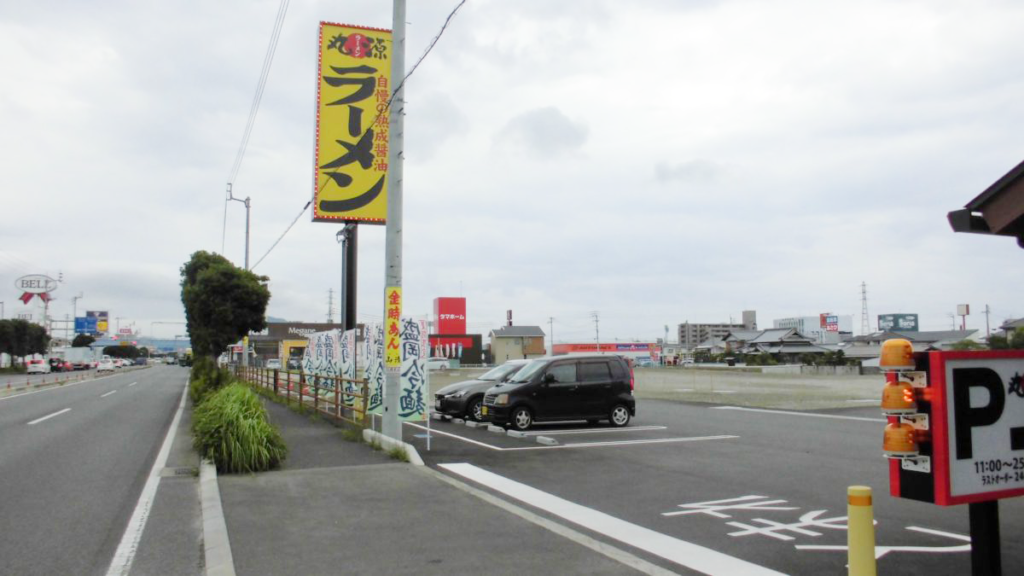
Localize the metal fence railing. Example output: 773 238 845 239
235 365 371 428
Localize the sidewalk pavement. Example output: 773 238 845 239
215 398 647 576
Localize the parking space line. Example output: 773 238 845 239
712 406 885 423
405 422 736 452
503 435 739 451
404 422 504 451
28 408 71 425
520 425 667 436
440 463 785 575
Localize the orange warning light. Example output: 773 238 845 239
883 422 919 458
881 380 917 415
880 338 915 371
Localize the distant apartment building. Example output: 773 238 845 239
678 311 756 350
772 314 853 343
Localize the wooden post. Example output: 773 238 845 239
299 371 305 408
273 369 279 395
335 377 341 419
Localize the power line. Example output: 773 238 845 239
222 0 291 255
250 200 310 271
251 0 467 269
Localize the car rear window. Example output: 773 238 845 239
580 361 612 382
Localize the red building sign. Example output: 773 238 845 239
434 297 467 335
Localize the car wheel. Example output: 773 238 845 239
510 406 533 431
467 398 484 422
609 404 631 427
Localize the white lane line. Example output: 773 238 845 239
106 379 189 576
101 390 118 398
128 382 137 387
28 408 71 425
1 371 128 403
520 425 668 436
712 406 885 423
440 463 785 576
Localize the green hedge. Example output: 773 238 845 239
192 383 287 474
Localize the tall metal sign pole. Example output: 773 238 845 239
381 0 406 441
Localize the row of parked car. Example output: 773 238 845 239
434 354 637 431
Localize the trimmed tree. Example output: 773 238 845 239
72 334 96 347
180 251 270 359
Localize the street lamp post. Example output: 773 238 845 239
226 183 252 271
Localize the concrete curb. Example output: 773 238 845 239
363 429 425 466
200 460 236 576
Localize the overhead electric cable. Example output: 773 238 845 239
222 0 291 255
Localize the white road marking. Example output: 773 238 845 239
101 390 118 398
503 435 739 451
712 406 885 423
404 422 735 451
440 463 785 576
28 408 71 425
520 425 667 436
106 379 189 576
796 526 970 558
128 382 137 387
1 371 127 402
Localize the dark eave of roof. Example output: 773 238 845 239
948 158 1024 248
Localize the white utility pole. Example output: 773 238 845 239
381 0 407 442
548 317 554 355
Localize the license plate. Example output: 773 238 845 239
482 406 488 415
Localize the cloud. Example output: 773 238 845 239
495 106 589 158
655 159 728 184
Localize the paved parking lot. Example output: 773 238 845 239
399 397 1024 575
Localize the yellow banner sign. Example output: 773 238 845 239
385 287 402 369
312 22 392 224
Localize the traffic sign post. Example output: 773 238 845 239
881 345 1024 575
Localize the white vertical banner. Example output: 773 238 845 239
367 323 385 415
301 330 342 393
340 329 358 407
398 317 429 421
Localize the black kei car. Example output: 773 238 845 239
482 354 635 431
434 360 529 421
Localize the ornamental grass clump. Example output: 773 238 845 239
189 356 232 405
192 383 287 474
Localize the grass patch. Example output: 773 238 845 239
340 428 363 443
387 446 409 462
192 383 288 474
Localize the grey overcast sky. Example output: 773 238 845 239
1 0 1021 342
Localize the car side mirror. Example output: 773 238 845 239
543 373 557 384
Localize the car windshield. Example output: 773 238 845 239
507 359 548 383
478 363 523 381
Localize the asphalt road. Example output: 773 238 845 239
0 365 189 575
410 399 1024 575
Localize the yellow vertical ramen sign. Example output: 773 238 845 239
313 22 392 223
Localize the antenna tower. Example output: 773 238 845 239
860 281 870 335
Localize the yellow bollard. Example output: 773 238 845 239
847 485 877 576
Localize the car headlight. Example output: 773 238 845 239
494 393 509 406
